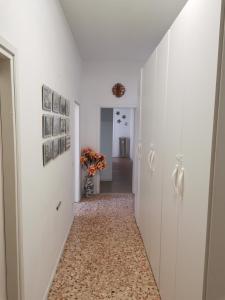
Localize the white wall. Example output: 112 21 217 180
100 108 113 181
79 61 141 192
0 1 82 299
112 108 134 158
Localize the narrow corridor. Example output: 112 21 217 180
48 194 160 299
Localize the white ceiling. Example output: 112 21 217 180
60 0 188 62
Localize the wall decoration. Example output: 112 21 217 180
60 118 66 134
65 100 70 116
52 139 60 159
52 116 61 136
42 85 72 165
112 83 126 98
52 92 60 113
116 111 120 115
60 136 66 153
60 97 66 115
117 119 121 124
42 115 52 138
122 115 126 119
42 85 52 111
125 122 128 126
65 136 71 150
43 140 52 166
66 118 70 134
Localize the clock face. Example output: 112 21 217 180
112 83 126 98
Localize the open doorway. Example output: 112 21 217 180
100 107 134 193
73 101 80 207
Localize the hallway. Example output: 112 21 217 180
48 194 160 299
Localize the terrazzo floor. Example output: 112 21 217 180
48 194 160 300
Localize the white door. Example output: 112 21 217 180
160 0 221 299
73 102 80 206
139 51 157 255
159 26 183 300
146 33 170 285
172 1 221 299
0 111 7 300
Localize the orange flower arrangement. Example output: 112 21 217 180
80 147 107 177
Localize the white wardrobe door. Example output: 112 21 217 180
139 51 157 258
172 0 222 299
147 33 170 285
159 26 184 300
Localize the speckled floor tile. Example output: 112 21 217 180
48 194 161 300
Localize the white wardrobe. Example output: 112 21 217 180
138 0 222 299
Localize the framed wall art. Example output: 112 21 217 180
65 100 70 116
60 97 66 115
52 92 60 113
60 136 66 154
65 136 71 150
65 118 70 134
52 138 60 159
42 85 52 111
43 140 52 166
60 118 66 134
42 115 52 138
52 116 61 136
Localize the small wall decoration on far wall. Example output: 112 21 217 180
42 115 52 138
42 85 53 111
52 92 60 113
112 83 126 98
43 140 52 166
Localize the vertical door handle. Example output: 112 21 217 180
150 150 156 172
172 164 179 195
177 167 185 200
137 143 142 160
147 150 153 170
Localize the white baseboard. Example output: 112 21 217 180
42 218 73 300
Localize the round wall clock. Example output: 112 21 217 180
112 83 126 98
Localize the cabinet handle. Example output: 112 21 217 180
150 150 156 172
177 167 185 200
147 150 153 170
172 164 179 195
137 143 142 160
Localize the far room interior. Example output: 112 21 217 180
100 107 134 193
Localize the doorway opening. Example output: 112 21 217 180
100 107 134 193
0 40 22 300
73 101 80 207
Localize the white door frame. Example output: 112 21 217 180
0 36 23 300
97 105 137 194
73 100 80 205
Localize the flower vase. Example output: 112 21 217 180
84 175 94 197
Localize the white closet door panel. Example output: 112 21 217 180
159 19 184 300
139 52 157 256
148 33 170 285
172 0 222 299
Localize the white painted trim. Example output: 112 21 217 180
0 36 24 300
42 219 73 300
